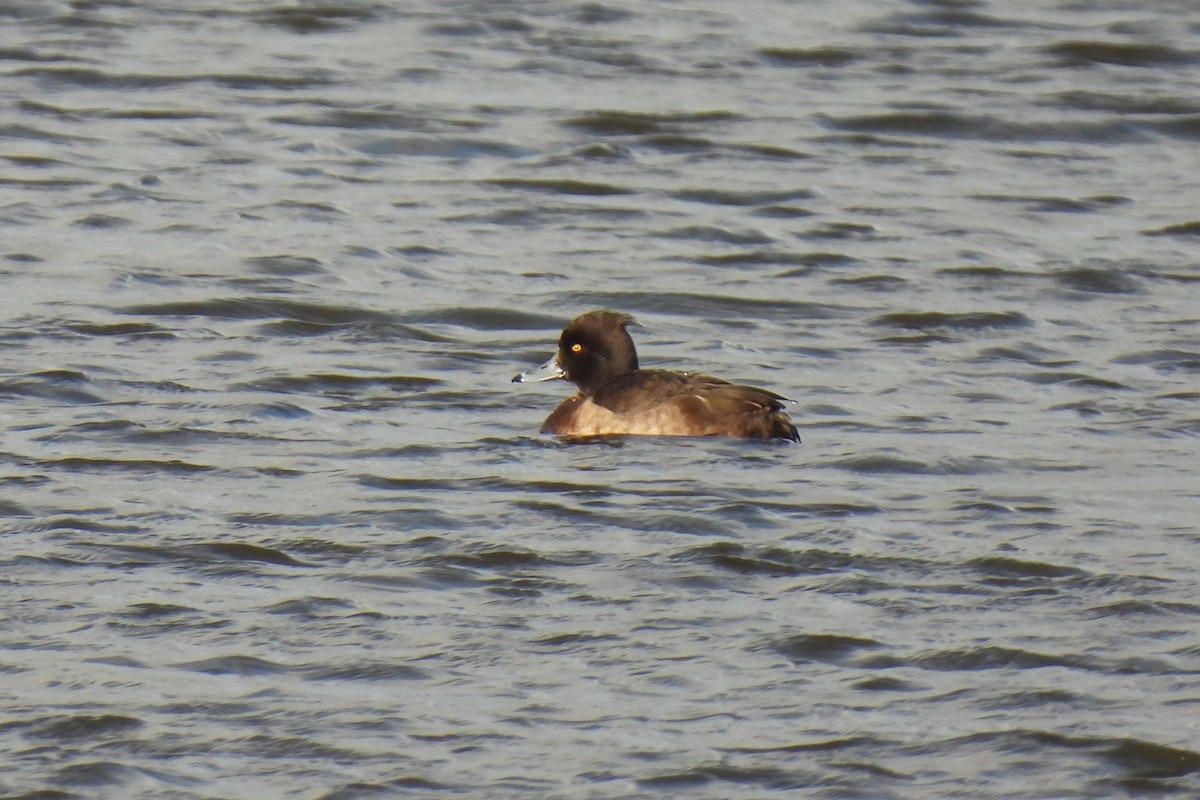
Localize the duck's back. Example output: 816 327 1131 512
541 369 799 441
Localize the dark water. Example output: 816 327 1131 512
2 1 1199 798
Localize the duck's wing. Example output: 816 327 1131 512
591 370 799 441
589 370 726 414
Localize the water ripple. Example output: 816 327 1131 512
5 1 1199 797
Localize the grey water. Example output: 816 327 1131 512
2 1 1199 797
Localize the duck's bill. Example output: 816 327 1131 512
512 354 565 383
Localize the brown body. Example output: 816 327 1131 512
515 311 799 442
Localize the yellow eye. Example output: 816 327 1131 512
570 342 583 353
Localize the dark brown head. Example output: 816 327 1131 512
513 310 640 395
556 310 639 394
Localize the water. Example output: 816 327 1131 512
2 1 1199 797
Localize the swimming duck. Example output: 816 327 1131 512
513 310 799 442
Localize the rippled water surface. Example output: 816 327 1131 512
3 1 1199 797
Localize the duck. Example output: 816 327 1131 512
512 310 799 442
